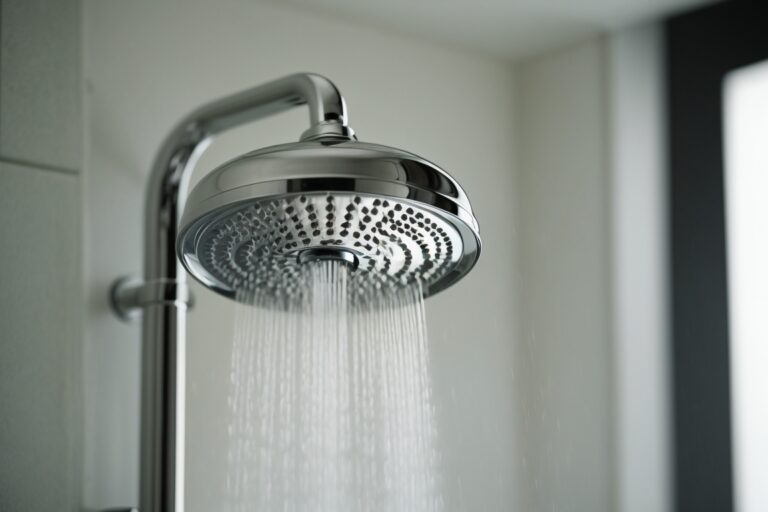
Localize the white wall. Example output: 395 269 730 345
0 1 83 510
609 24 671 512
515 37 615 512
513 25 670 512
82 0 519 510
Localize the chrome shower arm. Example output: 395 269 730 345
145 72 355 280
178 72 352 137
112 73 354 512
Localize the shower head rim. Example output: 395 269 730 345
181 140 477 223
178 190 481 300
181 177 480 236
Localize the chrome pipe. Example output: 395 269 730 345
112 73 354 512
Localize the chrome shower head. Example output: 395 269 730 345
177 138 480 303
110 73 483 512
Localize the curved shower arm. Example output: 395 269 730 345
110 73 354 512
145 72 355 280
179 72 352 135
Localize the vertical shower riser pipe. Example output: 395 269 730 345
115 73 354 512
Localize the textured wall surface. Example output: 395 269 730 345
0 0 83 510
0 163 81 511
0 0 81 170
82 0 519 510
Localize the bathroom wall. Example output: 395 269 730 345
513 25 670 512
515 37 615 512
0 0 83 510
81 1 671 510
82 0 519 510
609 24 671 512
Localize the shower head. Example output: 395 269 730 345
109 74 483 512
177 138 481 303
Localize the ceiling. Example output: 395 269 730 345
279 0 717 59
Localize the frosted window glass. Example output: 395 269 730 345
724 59 768 512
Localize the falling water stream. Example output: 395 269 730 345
226 260 443 511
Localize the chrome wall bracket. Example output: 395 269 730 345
110 277 194 321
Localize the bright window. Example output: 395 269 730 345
725 59 768 512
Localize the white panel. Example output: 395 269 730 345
724 59 768 512
0 0 82 170
0 163 81 511
515 38 613 512
609 23 671 512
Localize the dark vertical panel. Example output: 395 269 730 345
666 2 768 511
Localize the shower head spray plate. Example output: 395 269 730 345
178 140 481 303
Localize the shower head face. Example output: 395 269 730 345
177 139 480 304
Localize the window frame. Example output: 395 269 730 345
666 2 768 511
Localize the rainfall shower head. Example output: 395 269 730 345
177 138 481 302
108 74 483 512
